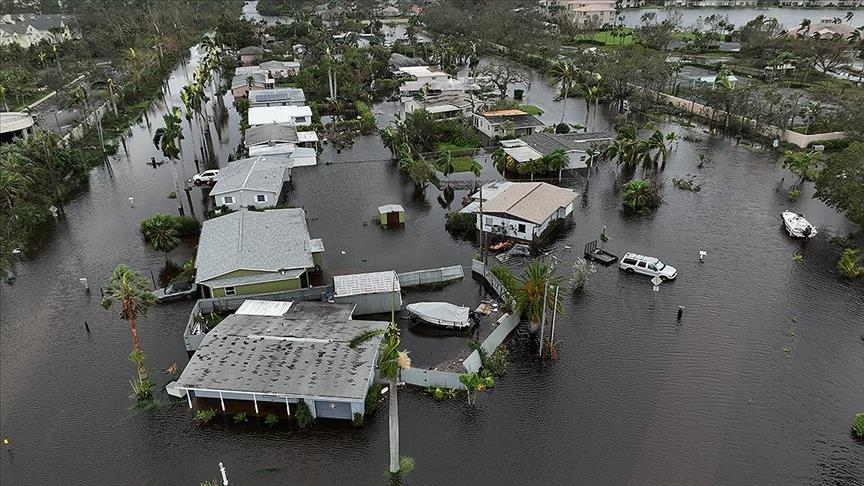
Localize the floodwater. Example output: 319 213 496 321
2 27 864 486
623 7 860 29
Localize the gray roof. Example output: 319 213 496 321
231 72 269 89
389 52 426 69
245 124 299 147
196 209 315 283
519 131 613 155
0 14 75 34
237 46 265 56
259 60 300 70
176 301 387 401
248 88 306 106
203 268 305 289
210 156 288 196
480 112 544 129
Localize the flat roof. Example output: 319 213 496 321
503 145 544 163
176 301 387 401
334 270 400 297
245 124 299 147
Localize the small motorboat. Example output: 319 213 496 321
781 211 817 239
489 240 513 253
406 302 472 329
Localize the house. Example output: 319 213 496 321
248 88 306 107
210 156 292 210
237 46 265 66
175 300 386 420
234 65 264 77
389 53 426 72
332 32 379 48
231 72 273 99
195 208 323 297
258 60 301 79
397 65 451 83
399 78 480 97
0 13 78 48
0 112 36 143
540 1 616 27
473 110 545 139
665 0 755 5
332 271 402 315
379 6 401 17
400 92 477 120
461 181 577 242
792 22 857 39
244 124 319 165
512 131 613 170
248 105 313 127
377 204 406 228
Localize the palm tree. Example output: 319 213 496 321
514 257 566 332
544 150 569 182
492 147 510 178
622 178 656 212
101 264 156 383
140 213 180 257
349 301 411 474
665 131 679 152
582 84 601 130
153 107 185 215
584 145 599 183
636 129 669 173
548 59 577 125
437 151 455 186
0 148 34 211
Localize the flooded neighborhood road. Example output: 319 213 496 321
2 37 863 486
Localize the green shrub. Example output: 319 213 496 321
490 265 518 296
837 248 863 278
194 408 217 425
485 345 510 377
352 412 364 427
787 187 801 202
555 123 570 134
232 411 247 423
445 211 476 234
130 377 154 402
622 179 662 213
296 401 314 429
265 412 279 427
365 383 382 413
355 101 377 134
432 387 444 401
853 412 864 439
173 216 201 236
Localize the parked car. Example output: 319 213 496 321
619 252 678 280
192 169 219 185
153 281 198 302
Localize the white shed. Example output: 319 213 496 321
332 271 402 316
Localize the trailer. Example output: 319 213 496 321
584 240 618 265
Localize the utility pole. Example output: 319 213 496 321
539 284 548 358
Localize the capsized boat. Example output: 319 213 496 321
781 210 817 239
406 302 472 329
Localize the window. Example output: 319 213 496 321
518 223 526 233
580 155 587 161
655 261 666 270
223 196 234 204
224 286 236 296
623 258 637 265
295 116 307 123
637 261 647 268
256 194 267 203
484 217 493 226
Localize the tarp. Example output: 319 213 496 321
406 302 470 328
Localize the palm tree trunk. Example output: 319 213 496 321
560 85 568 125
594 97 599 130
169 156 184 215
128 316 146 380
388 376 400 474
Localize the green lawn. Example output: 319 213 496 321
450 156 477 173
436 141 480 154
518 104 544 116
574 29 634 46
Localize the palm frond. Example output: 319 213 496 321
349 328 387 348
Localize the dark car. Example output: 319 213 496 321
153 281 198 303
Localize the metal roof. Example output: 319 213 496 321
176 301 387 401
245 124 299 146
204 269 305 289
503 145 544 163
482 182 576 225
309 238 325 253
248 106 313 126
236 299 294 316
231 72 269 89
519 131 613 155
195 209 315 283
479 111 544 129
210 156 289 196
377 204 404 214
248 88 306 105
334 271 400 297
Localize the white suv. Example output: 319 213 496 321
192 169 219 185
619 252 678 280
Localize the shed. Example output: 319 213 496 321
332 270 402 316
377 204 405 228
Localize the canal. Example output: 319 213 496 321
1 25 863 486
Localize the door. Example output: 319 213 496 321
314 400 352 420
387 211 400 227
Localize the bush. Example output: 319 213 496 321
570 257 596 290
837 248 863 278
352 412 364 427
787 187 801 202
555 123 570 134
173 216 202 237
853 412 864 439
365 383 382 413
295 401 314 429
130 377 154 402
355 101 377 134
232 411 247 423
445 211 476 234
265 412 279 427
672 175 702 192
622 179 662 213
490 265 518 296
807 138 851 152
484 346 509 377
195 408 218 425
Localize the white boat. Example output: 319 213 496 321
406 302 472 329
782 211 817 239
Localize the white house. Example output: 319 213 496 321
400 92 477 120
245 124 319 166
461 181 576 242
259 60 301 79
210 156 292 209
540 1 616 27
0 14 78 48
473 110 545 139
399 77 480 97
248 105 313 127
397 65 451 83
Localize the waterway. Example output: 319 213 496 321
622 7 861 28
1 16 863 486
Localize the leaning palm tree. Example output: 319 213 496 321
548 58 577 125
437 151 455 186
492 148 511 178
0 148 34 211
349 295 411 475
584 145 600 183
153 107 185 215
101 264 156 386
514 257 566 332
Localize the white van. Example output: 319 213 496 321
619 252 678 280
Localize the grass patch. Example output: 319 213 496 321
518 104 543 116
436 141 480 154
577 29 635 46
450 156 477 172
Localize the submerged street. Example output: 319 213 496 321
2 23 863 486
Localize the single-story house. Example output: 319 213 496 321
234 65 264 77
245 124 319 165
195 208 323 297
0 112 36 142
332 271 402 315
462 181 576 242
389 52 426 72
0 13 78 48
473 110 545 139
249 88 306 107
231 72 274 99
237 46 265 66
513 131 613 170
210 156 292 210
397 65 451 83
399 78 480 97
332 32 379 48
175 300 387 420
259 60 301 79
248 105 313 127
400 92 476 120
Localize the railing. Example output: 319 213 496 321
397 264 464 287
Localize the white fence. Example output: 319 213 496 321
397 264 464 287
401 368 466 390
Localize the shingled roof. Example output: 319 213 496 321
482 182 576 225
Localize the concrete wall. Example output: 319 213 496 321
208 275 302 297
397 265 464 287
333 291 402 316
400 367 467 390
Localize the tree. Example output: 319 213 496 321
459 372 494 406
139 213 181 256
801 101 821 134
548 59 577 124
814 142 864 227
437 151 455 185
0 148 34 211
514 257 566 331
836 248 863 278
101 265 157 389
635 11 682 51
492 147 511 178
622 178 661 213
153 107 185 215
349 317 411 474
480 61 528 98
782 150 817 183
544 149 568 182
